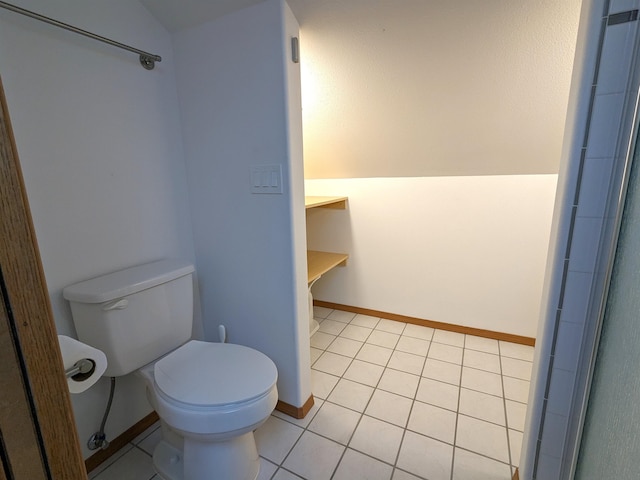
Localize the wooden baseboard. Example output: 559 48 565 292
85 411 159 473
315 301 536 346
276 394 315 419
513 467 520 480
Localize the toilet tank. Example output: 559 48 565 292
63 260 195 377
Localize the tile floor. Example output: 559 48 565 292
88 307 533 480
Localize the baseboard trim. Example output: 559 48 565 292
513 467 520 480
85 411 159 473
276 394 315 419
315 301 536 346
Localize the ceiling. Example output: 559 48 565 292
139 0 266 32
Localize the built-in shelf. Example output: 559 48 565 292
307 250 349 284
305 196 348 210
305 196 349 284
305 195 349 335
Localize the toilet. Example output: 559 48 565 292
63 259 278 480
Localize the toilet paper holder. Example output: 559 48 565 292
65 358 95 380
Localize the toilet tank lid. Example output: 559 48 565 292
63 260 195 304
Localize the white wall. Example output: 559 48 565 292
0 0 195 458
172 0 310 408
290 0 582 178
293 0 581 339
306 175 557 338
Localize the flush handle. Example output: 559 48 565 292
102 299 128 311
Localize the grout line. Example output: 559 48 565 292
102 309 532 480
327 315 392 479
448 333 466 480
499 341 516 477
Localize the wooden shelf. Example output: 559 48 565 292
307 250 348 284
305 196 347 210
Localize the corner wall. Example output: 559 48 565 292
0 0 195 459
306 175 557 338
172 0 310 408
294 0 582 339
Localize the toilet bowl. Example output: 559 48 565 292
62 260 279 480
139 341 278 480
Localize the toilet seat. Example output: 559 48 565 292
154 340 278 407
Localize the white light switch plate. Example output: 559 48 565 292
250 165 283 194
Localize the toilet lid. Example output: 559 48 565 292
154 340 278 407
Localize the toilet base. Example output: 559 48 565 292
153 433 260 480
153 440 183 480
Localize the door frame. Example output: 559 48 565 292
0 74 86 479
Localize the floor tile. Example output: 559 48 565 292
395 336 430 356
349 415 404 464
92 446 155 480
465 335 499 354
328 310 357 323
432 329 465 347
392 469 423 480
311 331 336 350
272 468 303 479
313 351 352 376
416 377 460 411
308 401 361 445
365 389 413 427
367 330 400 349
397 431 453 480
458 388 506 426
378 369 420 398
255 416 303 464
333 448 394 480
257 458 278 480
89 445 135 479
319 319 348 336
387 350 425 375
502 377 530 403
343 359 385 387
428 342 463 364
408 400 457 444
314 306 333 319
402 323 434 341
351 314 380 328
311 347 323 365
355 344 393 366
423 358 462 385
341 324 374 342
310 369 340 399
452 448 512 480
376 318 406 334
461 367 503 397
283 431 344 480
327 379 375 412
463 349 501 374
499 341 535 361
506 400 527 431
501 357 533 380
456 415 510 463
327 337 363 358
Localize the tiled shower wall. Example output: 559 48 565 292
522 0 640 478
